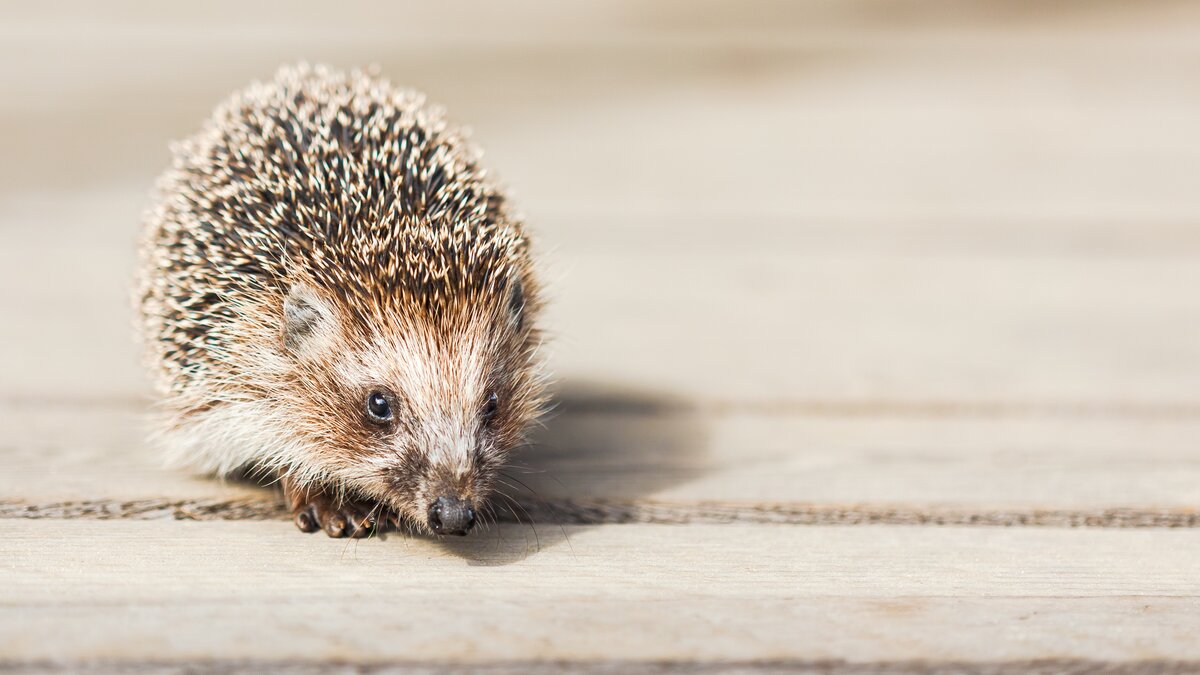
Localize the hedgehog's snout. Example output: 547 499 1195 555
428 495 476 536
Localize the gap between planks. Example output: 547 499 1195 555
2 497 1197 528
3 658 1200 675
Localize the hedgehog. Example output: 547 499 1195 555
135 64 546 538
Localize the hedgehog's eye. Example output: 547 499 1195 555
365 391 393 424
482 392 499 422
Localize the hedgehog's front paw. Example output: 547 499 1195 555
294 495 384 538
282 478 387 538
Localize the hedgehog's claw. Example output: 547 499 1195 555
282 476 383 538
304 497 379 538
294 506 320 533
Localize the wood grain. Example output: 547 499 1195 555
1 521 1199 667
3 403 1199 516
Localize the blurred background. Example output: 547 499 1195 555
2 0 1200 474
4 2 1200 668
3 1 1199 410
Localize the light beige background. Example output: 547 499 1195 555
2 2 1199 670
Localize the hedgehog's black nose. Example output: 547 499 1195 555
428 496 475 536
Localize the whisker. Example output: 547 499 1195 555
480 501 505 553
365 500 386 542
499 471 574 558
493 484 540 553
504 497 539 553
500 462 571 495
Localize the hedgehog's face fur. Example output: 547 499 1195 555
274 270 541 534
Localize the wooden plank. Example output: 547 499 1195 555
5 241 1200 406
1 520 1198 666
523 404 1200 510
7 601 1200 673
6 0 1200 44
4 48 1199 222
547 255 1200 405
2 1 1199 214
4 402 1200 517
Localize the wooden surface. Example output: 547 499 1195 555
2 1 1200 673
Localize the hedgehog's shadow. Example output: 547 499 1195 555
436 379 710 566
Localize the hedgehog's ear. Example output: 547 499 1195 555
282 283 335 354
507 277 526 330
